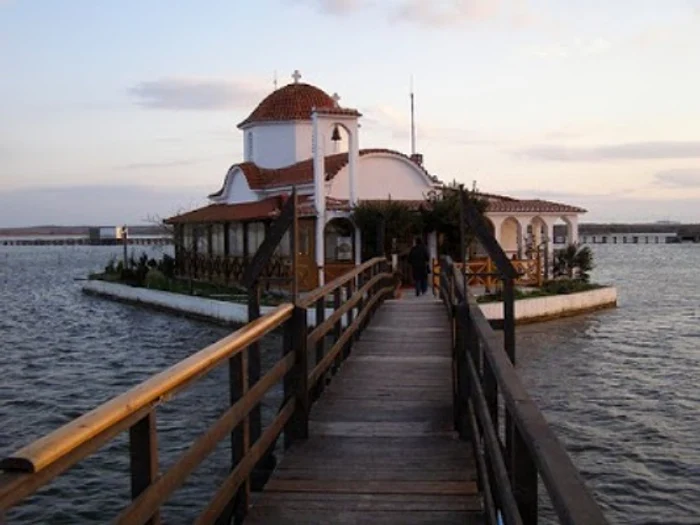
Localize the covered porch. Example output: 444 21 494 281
165 197 367 293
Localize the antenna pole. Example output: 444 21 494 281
274 70 278 90
410 76 416 155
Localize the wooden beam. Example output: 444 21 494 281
241 196 295 290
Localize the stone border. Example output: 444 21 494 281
478 286 618 326
82 280 341 327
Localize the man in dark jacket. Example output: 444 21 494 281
407 237 430 296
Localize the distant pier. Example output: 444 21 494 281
0 225 173 247
0 237 172 246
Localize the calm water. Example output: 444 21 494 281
1 244 699 523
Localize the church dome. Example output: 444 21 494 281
237 83 336 128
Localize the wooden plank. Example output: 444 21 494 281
246 509 483 525
244 294 483 524
248 492 482 511
265 479 478 495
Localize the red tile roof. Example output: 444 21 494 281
165 197 284 224
209 149 433 197
486 198 586 214
166 194 585 225
237 83 359 128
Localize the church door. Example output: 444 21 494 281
296 218 318 291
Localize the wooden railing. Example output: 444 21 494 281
438 257 608 525
0 257 393 524
432 255 543 292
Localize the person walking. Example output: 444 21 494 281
407 237 430 296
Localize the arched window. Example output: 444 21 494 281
247 132 254 161
324 218 355 262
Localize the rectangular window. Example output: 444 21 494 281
247 222 266 255
183 224 194 251
196 226 208 253
211 224 225 255
228 223 244 256
274 230 291 257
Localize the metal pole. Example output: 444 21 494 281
291 187 299 303
122 225 129 269
459 186 467 285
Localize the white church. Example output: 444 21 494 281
166 71 585 291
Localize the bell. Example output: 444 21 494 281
331 125 341 142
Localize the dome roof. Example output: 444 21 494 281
237 83 337 128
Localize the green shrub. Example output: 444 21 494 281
145 269 169 290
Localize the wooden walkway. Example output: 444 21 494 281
246 293 483 524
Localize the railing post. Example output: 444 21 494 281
356 269 365 330
346 279 356 354
284 306 309 449
332 287 342 374
218 350 248 525
510 424 539 524
313 296 326 400
129 412 160 525
247 283 269 492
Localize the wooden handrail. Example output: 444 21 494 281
0 304 293 475
307 283 394 389
441 256 608 525
1 256 394 522
115 352 296 524
307 271 388 347
298 256 387 307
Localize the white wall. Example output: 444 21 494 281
328 154 432 201
295 122 314 162
83 280 347 327
478 287 618 323
250 124 298 169
225 168 258 204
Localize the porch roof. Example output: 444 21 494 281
485 198 586 214
165 196 286 224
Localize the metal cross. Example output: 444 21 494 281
332 92 341 106
292 70 302 84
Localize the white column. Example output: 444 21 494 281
517 217 529 259
489 216 505 250
545 220 555 256
348 124 359 207
312 112 326 286
568 215 579 244
427 231 438 262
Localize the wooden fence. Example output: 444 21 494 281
438 257 608 525
0 257 393 524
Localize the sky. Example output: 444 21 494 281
2 0 700 226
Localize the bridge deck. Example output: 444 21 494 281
246 293 483 524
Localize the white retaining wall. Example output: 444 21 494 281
82 280 340 327
478 287 618 323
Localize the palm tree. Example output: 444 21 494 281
553 244 594 282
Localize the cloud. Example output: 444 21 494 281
393 0 500 26
364 105 498 145
654 169 700 188
295 0 534 28
115 158 203 171
128 77 269 111
517 141 700 162
526 37 611 59
298 0 365 14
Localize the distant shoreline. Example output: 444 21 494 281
0 225 166 237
